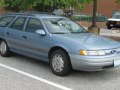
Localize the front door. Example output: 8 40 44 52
22 18 48 61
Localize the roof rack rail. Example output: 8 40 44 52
5 13 35 16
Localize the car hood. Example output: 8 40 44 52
52 33 120 50
108 18 120 21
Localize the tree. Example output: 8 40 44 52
0 0 93 12
0 0 5 7
1 0 20 11
116 0 120 3
34 0 93 12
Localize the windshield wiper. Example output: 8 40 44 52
71 31 88 33
51 32 67 34
71 32 86 33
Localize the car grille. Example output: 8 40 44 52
105 48 120 55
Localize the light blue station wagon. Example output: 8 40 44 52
0 13 120 76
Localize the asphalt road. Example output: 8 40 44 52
1 53 120 90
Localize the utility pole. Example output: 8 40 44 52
92 0 97 27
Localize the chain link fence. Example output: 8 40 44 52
71 15 107 22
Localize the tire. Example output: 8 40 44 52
0 40 10 57
50 49 72 76
107 26 112 29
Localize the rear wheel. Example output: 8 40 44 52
0 40 10 57
50 49 72 76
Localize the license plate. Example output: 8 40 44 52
114 60 120 67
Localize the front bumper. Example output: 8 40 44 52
69 54 120 71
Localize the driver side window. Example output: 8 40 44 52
26 18 44 33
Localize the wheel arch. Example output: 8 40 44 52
0 38 4 42
48 46 70 60
0 38 10 57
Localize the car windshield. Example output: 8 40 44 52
112 15 120 19
43 18 87 34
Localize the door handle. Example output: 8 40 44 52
22 36 27 39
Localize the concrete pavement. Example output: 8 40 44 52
100 28 120 37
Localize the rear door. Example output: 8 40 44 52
5 17 27 52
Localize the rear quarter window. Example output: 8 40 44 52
0 16 15 27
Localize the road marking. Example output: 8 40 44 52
0 63 73 90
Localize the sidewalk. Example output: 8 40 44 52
100 29 120 42
100 28 120 37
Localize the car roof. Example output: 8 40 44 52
3 13 64 19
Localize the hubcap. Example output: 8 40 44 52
0 41 7 55
52 54 64 72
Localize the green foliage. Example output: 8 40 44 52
1 0 19 11
12 0 37 11
1 0 93 12
0 0 5 7
116 0 120 3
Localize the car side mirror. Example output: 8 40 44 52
35 29 46 36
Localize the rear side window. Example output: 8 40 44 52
0 16 15 27
26 18 44 33
10 17 26 30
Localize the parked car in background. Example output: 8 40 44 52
0 13 120 76
106 12 120 29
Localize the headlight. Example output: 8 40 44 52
80 50 106 56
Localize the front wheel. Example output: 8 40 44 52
50 49 72 76
0 40 10 57
107 25 112 29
